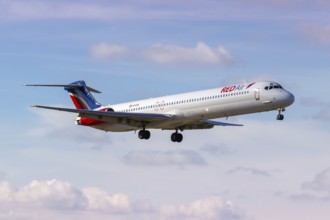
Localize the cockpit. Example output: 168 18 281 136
264 82 283 90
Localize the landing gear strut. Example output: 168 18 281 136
277 108 284 120
171 130 183 143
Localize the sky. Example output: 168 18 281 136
1 0 330 219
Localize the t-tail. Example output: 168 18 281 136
65 80 102 110
26 80 103 110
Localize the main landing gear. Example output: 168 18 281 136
138 129 150 140
277 108 285 120
138 129 183 143
171 130 183 143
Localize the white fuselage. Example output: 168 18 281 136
90 81 294 132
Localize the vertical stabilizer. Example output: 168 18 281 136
65 80 102 110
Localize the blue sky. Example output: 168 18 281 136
1 0 330 219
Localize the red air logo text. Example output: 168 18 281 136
220 83 255 93
220 85 245 93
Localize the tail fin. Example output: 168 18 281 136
26 80 103 110
65 81 102 110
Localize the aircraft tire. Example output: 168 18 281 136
138 130 151 139
171 133 183 142
277 114 284 120
144 130 151 139
138 130 144 139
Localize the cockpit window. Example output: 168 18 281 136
264 83 283 90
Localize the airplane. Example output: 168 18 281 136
27 80 294 142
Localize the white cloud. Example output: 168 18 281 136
90 43 131 60
160 196 247 220
144 42 234 65
14 179 86 210
0 179 151 213
123 150 206 166
0 182 15 202
302 167 330 192
0 179 86 210
282 168 330 203
227 166 273 177
0 179 249 220
90 42 235 65
83 188 130 211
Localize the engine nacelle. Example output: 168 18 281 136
75 117 104 126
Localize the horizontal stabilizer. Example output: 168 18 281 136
25 84 101 93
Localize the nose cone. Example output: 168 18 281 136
284 91 295 107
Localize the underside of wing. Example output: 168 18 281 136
202 119 243 127
32 105 173 123
161 119 243 130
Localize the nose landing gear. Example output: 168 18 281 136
277 108 285 120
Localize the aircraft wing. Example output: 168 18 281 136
32 105 173 122
202 119 243 127
162 119 243 130
32 106 242 129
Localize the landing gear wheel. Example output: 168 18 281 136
171 132 183 143
171 133 176 142
138 130 144 139
277 114 284 120
138 130 150 140
143 130 150 139
176 133 183 142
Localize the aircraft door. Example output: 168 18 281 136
254 88 260 101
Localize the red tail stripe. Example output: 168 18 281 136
70 95 88 109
